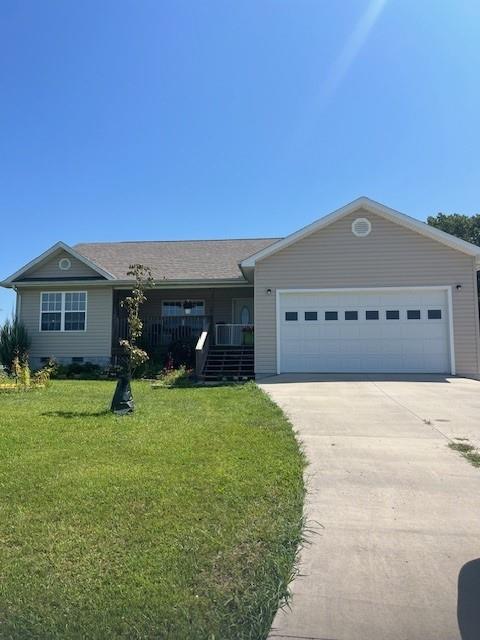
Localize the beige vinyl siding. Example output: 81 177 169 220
254 209 480 377
23 250 102 279
19 286 113 362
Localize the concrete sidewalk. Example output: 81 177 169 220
259 375 480 640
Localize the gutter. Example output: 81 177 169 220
1 278 253 290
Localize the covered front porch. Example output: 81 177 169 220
111 286 254 354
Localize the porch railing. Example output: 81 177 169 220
215 324 254 347
112 315 211 350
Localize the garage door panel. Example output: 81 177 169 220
339 325 361 339
360 325 381 339
423 339 447 354
321 325 342 338
279 289 451 373
381 340 402 355
380 325 402 339
426 325 447 340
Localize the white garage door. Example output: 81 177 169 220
278 289 452 373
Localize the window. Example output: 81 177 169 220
239 305 251 324
64 293 87 330
41 292 62 331
325 311 338 321
304 311 317 321
407 310 421 320
285 312 298 321
162 300 205 317
365 310 379 320
386 310 400 320
428 309 442 320
40 292 87 332
345 311 358 320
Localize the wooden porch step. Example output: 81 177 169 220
201 345 255 382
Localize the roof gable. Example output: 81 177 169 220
3 242 115 284
240 197 480 268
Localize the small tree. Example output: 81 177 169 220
110 264 154 414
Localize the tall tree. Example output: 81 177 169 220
427 212 480 246
428 212 480 309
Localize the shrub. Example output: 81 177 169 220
0 318 31 373
0 356 53 392
153 365 193 388
132 350 167 379
52 361 103 380
18 358 31 388
11 356 32 390
32 359 57 388
167 337 196 368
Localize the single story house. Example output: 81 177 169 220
2 197 480 379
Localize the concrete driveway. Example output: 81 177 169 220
259 374 480 640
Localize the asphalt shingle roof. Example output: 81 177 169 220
74 238 281 281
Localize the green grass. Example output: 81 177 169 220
448 440 480 468
0 381 305 639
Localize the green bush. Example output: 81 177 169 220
52 361 104 380
131 350 167 379
0 318 31 373
153 365 193 388
167 338 196 368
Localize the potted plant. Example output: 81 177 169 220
241 325 254 346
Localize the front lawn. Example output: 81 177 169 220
0 381 305 639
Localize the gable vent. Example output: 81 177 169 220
58 257 72 270
352 217 372 237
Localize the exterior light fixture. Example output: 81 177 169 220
266 288 272 295
183 300 194 315
456 284 462 291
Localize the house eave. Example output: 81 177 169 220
112 278 252 289
4 277 252 289
2 241 116 284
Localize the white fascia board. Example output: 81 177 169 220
241 197 480 267
4 278 251 290
3 241 116 284
112 279 252 290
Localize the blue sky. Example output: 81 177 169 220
1 0 480 322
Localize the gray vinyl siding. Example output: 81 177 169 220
210 287 254 324
116 287 253 326
254 209 480 377
23 250 102 279
19 286 113 366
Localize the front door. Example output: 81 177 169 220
232 298 254 325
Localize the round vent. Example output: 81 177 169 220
352 217 371 237
59 257 72 271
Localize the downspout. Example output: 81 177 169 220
474 264 480 378
13 286 21 321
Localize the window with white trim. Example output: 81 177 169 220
40 292 87 331
162 300 205 317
